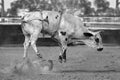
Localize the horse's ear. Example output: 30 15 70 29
83 32 93 37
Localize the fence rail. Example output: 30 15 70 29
0 17 120 30
0 17 120 22
0 17 120 46
83 17 120 22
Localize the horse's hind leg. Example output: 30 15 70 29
30 33 43 59
23 35 30 58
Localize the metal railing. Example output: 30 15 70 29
0 16 120 22
82 17 120 22
0 17 120 30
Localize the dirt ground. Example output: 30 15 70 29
0 45 120 80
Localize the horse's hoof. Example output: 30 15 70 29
37 54 42 59
23 57 27 60
59 59 62 63
58 56 62 63
63 59 66 63
23 57 26 60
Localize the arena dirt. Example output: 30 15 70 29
0 46 120 80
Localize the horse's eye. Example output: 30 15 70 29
95 38 99 43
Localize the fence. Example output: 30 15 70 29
0 17 120 46
1 17 120 29
1 16 120 22
83 17 120 22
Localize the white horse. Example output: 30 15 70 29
21 10 103 63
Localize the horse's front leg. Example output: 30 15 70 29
59 44 67 63
58 31 68 63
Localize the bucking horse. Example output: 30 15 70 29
19 10 103 63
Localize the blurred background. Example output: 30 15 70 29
0 0 120 46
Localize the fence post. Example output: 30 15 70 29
0 0 5 22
